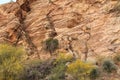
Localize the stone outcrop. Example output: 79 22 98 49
0 0 120 60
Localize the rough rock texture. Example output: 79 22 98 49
0 0 120 60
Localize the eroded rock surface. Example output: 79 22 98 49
0 0 120 60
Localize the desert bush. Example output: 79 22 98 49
20 59 56 80
20 59 43 80
21 53 73 80
49 63 66 80
22 58 42 78
48 53 73 80
55 53 74 64
0 44 25 80
89 67 100 80
67 60 94 80
102 59 117 73
43 38 59 55
20 68 41 80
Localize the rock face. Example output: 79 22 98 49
0 0 120 60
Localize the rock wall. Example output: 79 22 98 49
0 0 120 60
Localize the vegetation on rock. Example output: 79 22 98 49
66 60 94 80
102 59 117 73
89 68 100 80
0 44 120 80
43 38 59 55
0 44 25 80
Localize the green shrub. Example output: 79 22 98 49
21 68 41 80
0 44 25 80
49 63 66 80
22 55 70 80
48 53 74 80
89 68 100 80
67 60 94 80
20 59 56 80
55 53 74 64
43 38 59 55
102 59 117 73
20 59 42 80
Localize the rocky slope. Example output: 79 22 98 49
0 0 120 60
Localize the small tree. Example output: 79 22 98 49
44 38 59 55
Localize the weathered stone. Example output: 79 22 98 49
0 0 120 60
